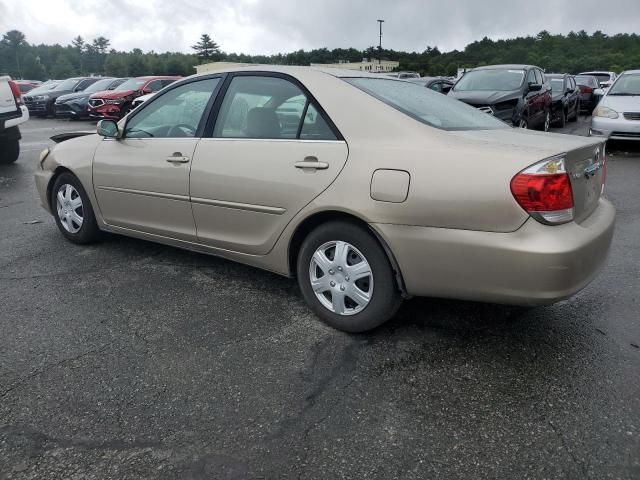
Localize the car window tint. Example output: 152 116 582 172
299 103 337 140
160 79 176 88
124 78 219 139
214 76 309 139
146 80 163 92
428 82 442 93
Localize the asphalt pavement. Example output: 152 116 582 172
0 116 638 479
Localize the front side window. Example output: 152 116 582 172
124 78 219 139
214 75 336 140
346 78 508 131
535 69 544 85
453 69 525 92
526 70 537 86
146 80 163 93
428 82 443 93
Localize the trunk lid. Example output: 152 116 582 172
454 128 605 224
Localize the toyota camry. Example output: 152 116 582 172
35 66 615 332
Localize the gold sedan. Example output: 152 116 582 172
35 66 615 332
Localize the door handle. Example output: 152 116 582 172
295 157 329 170
166 153 190 164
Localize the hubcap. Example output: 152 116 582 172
56 184 83 234
519 119 527 129
309 241 374 316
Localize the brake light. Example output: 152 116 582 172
8 80 23 106
510 155 574 225
580 86 593 94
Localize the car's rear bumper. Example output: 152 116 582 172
372 198 615 305
1 105 28 131
590 116 640 140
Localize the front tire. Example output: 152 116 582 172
51 173 100 244
0 139 19 164
297 221 402 333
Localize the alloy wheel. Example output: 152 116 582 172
309 240 374 316
519 118 528 129
544 111 550 131
56 184 84 234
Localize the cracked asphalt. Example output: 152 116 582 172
0 116 639 479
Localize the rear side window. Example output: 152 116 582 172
345 78 508 131
214 75 337 140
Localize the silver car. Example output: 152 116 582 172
590 70 640 141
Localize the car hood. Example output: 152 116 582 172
448 90 520 105
57 91 91 102
600 95 640 112
91 89 136 100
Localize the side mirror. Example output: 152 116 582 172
97 119 121 138
566 87 573 94
594 88 605 96
528 83 542 92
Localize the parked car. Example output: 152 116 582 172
546 74 580 127
0 76 29 164
590 69 640 141
23 77 100 117
34 67 615 332
55 77 127 119
407 76 454 94
14 80 41 94
88 76 180 120
579 71 617 90
448 64 552 130
130 92 155 111
385 71 420 79
575 75 604 113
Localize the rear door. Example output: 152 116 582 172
525 69 542 123
190 73 348 255
93 77 222 240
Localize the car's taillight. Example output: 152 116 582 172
580 86 593 94
510 155 574 225
8 80 23 106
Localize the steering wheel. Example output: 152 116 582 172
168 123 196 137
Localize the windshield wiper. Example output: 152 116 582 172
126 128 155 137
608 93 639 96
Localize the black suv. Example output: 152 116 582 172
546 74 580 127
448 64 552 131
23 77 100 117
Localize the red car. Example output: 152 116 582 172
88 76 180 119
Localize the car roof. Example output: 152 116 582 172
471 64 535 71
579 71 616 75
619 70 640 75
545 74 569 78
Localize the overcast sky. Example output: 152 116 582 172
1 0 639 55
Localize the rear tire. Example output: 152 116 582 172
569 101 579 122
0 139 19 164
297 221 402 333
51 172 101 244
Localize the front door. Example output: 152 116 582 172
190 74 348 255
93 77 221 241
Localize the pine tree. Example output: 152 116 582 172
191 34 221 63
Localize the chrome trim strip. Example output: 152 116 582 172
198 138 345 144
190 196 286 215
97 186 189 202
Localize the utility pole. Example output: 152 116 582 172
377 19 384 67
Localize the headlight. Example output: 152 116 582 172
593 105 619 119
104 99 123 105
34 95 49 101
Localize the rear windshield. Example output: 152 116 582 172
550 79 565 93
53 78 81 91
453 69 525 92
344 78 508 131
584 73 611 83
575 76 598 87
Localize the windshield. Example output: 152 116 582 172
607 73 640 96
27 82 60 95
116 78 146 91
53 78 81 91
550 79 565 93
345 78 508 131
453 69 525 92
575 76 598 87
83 78 116 93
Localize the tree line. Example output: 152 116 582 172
1 29 639 81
